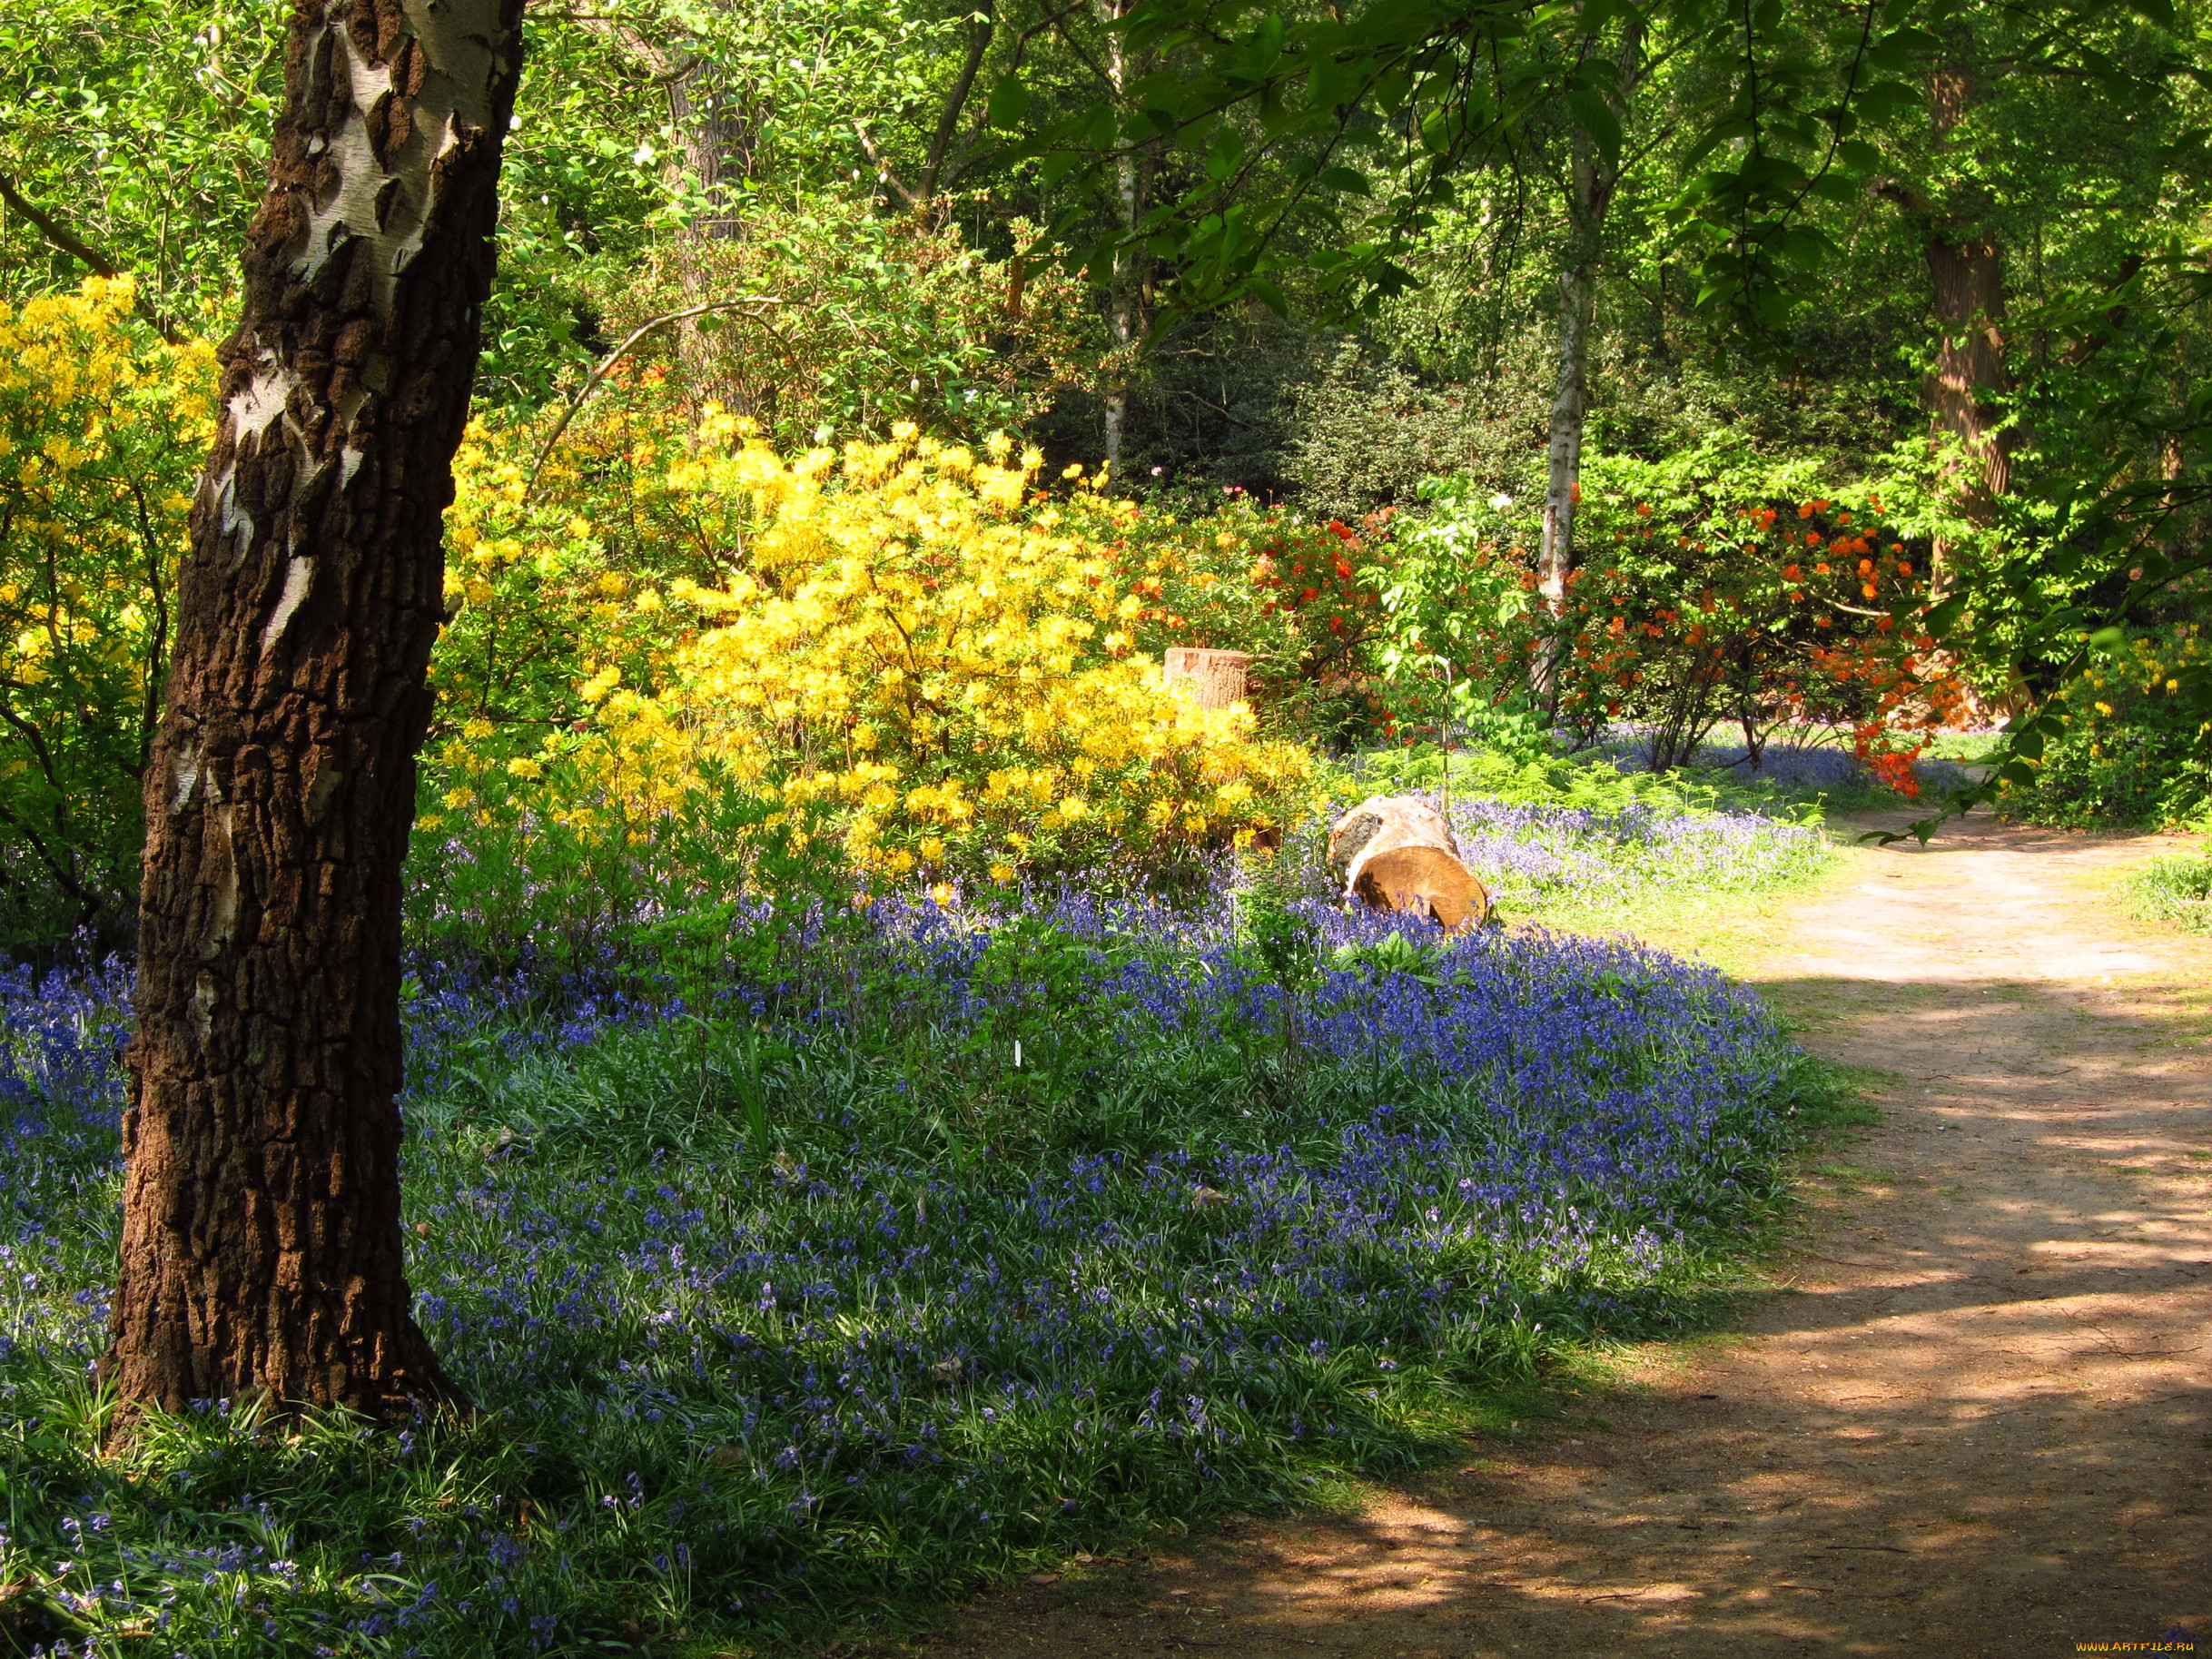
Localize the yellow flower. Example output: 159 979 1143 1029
506 756 543 779
989 861 1015 884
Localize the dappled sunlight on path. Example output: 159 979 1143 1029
904 814 2210 1658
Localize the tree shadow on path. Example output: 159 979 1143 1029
902 817 2210 1659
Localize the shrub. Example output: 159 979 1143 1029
1377 436 1970 790
0 279 217 949
1281 340 1542 522
1071 487 1391 745
1994 625 2211 828
420 411 1317 951
596 193 1098 453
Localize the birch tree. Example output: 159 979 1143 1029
101 0 526 1423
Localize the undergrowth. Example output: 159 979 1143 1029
2123 846 2212 934
0 848 1837 1656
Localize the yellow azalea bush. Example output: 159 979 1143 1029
1995 622 2211 828
420 398 1316 922
0 278 218 944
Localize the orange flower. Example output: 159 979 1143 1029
1804 531 1822 546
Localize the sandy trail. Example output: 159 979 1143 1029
901 815 2211 1658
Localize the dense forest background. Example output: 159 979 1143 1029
9 0 2204 497
2 0 2210 950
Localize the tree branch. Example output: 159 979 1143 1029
851 122 922 207
0 173 182 342
922 3 998 202
522 298 785 505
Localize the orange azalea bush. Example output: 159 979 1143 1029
1379 442 1970 786
1062 484 1391 740
419 396 1316 926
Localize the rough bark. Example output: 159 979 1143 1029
101 0 526 1425
1922 229 2010 590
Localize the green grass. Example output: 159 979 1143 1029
2124 846 2212 934
0 879 1842 1657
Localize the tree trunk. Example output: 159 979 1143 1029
101 0 526 1426
1101 0 1139 473
1537 232 1595 630
665 56 757 392
1923 232 2009 595
1536 18 1638 708
1919 35 2008 597
575 15 760 399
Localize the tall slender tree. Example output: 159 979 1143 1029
100 0 526 1424
1537 12 1644 704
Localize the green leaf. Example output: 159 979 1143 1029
1566 88 1623 163
986 74 1029 130
1246 273 1290 316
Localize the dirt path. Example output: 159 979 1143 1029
897 815 2211 1659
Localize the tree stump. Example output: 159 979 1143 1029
1163 647 1250 709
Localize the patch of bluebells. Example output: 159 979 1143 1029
0 845 1819 1655
1434 790 1830 913
1595 733 1980 803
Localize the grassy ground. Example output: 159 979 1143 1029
0 764 1861 1658
2121 839 2212 934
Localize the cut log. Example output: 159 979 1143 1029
1352 844 1491 933
1328 794 1460 895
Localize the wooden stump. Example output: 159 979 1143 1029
1163 647 1250 709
